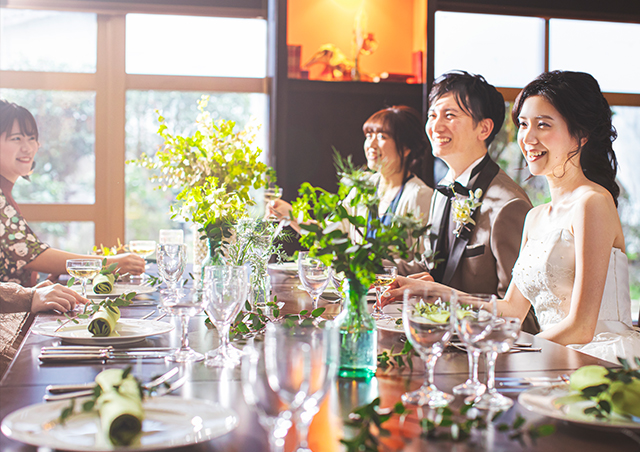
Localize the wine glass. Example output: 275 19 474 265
298 251 331 310
156 244 187 291
330 268 345 302
450 294 495 398
160 287 204 362
242 338 293 452
264 186 283 221
264 321 338 452
401 285 455 407
129 240 156 281
372 265 397 319
203 265 249 367
66 258 102 298
469 314 521 410
158 229 184 245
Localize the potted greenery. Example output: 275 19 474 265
128 96 274 271
292 152 427 378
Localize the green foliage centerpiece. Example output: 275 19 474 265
128 96 273 270
292 152 427 378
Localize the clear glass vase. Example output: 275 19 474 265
201 237 226 275
334 277 377 379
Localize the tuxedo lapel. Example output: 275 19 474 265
429 190 448 256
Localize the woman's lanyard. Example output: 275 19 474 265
366 175 411 240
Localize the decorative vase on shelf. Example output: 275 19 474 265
334 277 377 379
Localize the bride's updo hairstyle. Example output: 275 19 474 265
511 71 619 205
362 105 428 182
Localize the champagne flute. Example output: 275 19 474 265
264 186 283 221
242 338 293 452
160 287 204 362
156 244 187 291
372 266 397 319
203 265 249 367
401 285 455 407
264 321 338 452
129 240 156 281
450 294 494 398
66 258 102 298
298 251 331 310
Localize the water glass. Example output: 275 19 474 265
242 338 293 452
264 321 338 452
298 251 331 310
159 229 184 244
156 244 187 290
160 288 204 362
451 294 495 398
66 258 102 298
372 265 397 319
129 240 156 280
401 285 455 407
203 265 249 367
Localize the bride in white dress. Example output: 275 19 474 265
387 70 640 363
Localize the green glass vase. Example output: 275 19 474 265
200 237 225 275
335 277 377 379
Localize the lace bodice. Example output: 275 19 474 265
513 228 632 332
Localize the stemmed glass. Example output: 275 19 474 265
242 338 293 452
264 186 283 221
129 240 156 281
156 244 187 291
450 294 494 398
160 287 204 362
66 258 102 299
264 321 338 452
298 251 331 310
203 265 249 367
401 286 455 407
372 265 397 319
330 268 345 303
467 314 521 410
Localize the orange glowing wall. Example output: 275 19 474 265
288 0 426 81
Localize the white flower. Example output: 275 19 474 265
16 260 27 269
0 196 5 209
0 223 4 236
3 204 17 218
26 234 36 241
14 232 24 240
10 243 29 257
451 189 483 237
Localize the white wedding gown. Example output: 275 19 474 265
513 228 640 364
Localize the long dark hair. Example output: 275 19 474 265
0 100 39 141
362 105 428 182
512 71 619 205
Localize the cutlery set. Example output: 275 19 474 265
496 374 570 392
39 346 173 363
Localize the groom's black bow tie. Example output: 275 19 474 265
435 181 469 199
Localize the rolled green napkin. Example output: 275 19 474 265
93 273 115 294
95 368 144 446
88 306 121 337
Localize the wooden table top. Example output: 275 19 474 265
1 270 638 451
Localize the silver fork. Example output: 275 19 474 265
44 367 179 401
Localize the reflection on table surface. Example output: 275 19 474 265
1 269 638 451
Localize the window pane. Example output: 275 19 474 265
435 12 545 88
125 91 268 262
0 9 96 72
550 20 640 94
126 14 267 77
612 106 640 321
29 222 94 255
0 89 96 204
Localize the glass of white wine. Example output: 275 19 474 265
66 258 102 298
372 266 397 319
264 186 283 221
129 240 156 280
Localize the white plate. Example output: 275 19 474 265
72 283 156 299
518 383 640 429
1 396 238 451
268 262 298 275
32 319 174 346
375 304 404 333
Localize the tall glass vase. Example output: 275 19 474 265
334 277 377 379
201 237 226 275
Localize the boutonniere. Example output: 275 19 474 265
451 188 483 237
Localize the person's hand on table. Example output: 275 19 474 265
407 271 435 282
380 276 434 307
105 253 146 276
268 199 303 233
31 280 88 314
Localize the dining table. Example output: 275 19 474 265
1 265 639 452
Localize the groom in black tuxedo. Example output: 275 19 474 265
395 71 540 334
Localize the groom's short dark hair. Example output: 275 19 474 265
428 70 505 147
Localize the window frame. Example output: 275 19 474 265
0 1 269 247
